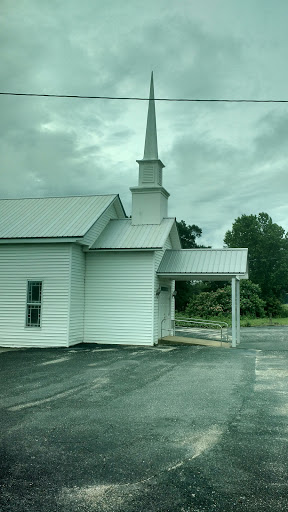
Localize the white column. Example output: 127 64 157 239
231 277 236 348
236 278 241 344
171 280 176 336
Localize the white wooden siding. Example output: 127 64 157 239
153 235 173 343
84 251 154 345
83 203 119 247
68 244 85 345
0 244 71 348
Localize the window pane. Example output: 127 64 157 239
26 281 42 327
28 282 42 303
27 305 41 327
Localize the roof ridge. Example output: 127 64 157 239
0 194 118 201
109 218 173 225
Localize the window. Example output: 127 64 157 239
26 281 42 327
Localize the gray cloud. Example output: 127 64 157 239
1 0 288 246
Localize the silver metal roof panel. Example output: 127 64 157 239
157 249 248 281
92 218 176 249
0 195 118 239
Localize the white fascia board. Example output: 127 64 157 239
238 273 249 280
86 248 157 253
157 272 249 281
0 237 84 244
169 220 181 249
113 194 127 218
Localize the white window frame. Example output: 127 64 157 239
26 281 42 328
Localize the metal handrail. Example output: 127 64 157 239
161 317 172 339
175 317 229 342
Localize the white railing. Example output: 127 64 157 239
161 317 173 339
174 317 229 342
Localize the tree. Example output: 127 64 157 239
176 220 202 248
175 220 204 311
224 213 288 313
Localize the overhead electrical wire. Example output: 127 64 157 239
0 91 288 103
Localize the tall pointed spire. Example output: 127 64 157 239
130 73 169 225
143 72 158 159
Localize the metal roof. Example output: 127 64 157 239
92 218 176 249
0 195 119 239
157 248 248 281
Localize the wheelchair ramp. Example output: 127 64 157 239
160 335 231 348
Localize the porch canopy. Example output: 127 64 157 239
157 248 249 347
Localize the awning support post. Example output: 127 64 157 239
232 277 236 348
236 277 241 344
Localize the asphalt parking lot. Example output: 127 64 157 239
1 327 288 511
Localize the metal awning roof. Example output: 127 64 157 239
91 218 180 250
0 195 121 239
157 248 248 281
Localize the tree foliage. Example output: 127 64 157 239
185 280 266 318
175 220 203 311
224 213 288 312
176 220 202 248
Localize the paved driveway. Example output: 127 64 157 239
1 328 288 511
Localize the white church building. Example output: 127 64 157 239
0 75 248 349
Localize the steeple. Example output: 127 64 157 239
130 73 170 225
143 72 158 160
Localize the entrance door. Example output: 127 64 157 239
158 284 171 338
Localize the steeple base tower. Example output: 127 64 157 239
130 185 169 225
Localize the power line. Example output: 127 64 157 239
1 91 288 103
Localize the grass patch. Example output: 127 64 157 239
175 312 288 328
240 316 288 327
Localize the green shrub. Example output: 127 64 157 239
185 280 266 318
265 296 288 317
239 281 266 317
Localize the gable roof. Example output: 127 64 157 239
0 195 125 240
91 218 180 250
157 248 248 281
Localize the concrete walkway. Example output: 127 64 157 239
1 327 288 511
161 335 231 348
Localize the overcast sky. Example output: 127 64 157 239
1 0 288 247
